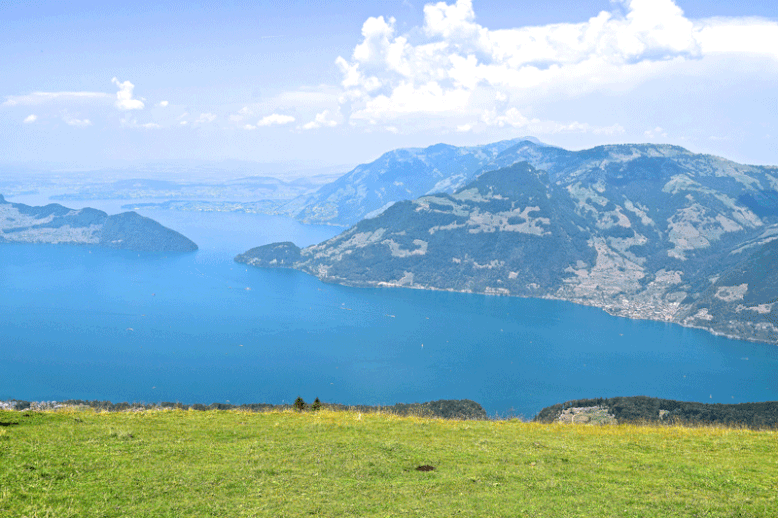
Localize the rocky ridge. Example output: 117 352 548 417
277 137 542 226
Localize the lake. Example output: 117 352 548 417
1 206 777 417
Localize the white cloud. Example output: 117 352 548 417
243 124 257 130
335 0 778 133
229 106 253 123
111 77 145 110
696 18 778 59
302 110 339 130
63 115 92 127
479 108 624 135
227 89 341 131
157 100 169 107
481 108 539 128
195 112 217 124
119 114 162 129
645 126 668 138
257 113 296 126
549 121 625 135
3 91 110 107
23 114 37 123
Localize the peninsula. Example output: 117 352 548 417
0 195 198 252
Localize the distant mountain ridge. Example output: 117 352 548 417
0 195 198 252
236 141 778 345
276 138 778 229
278 137 544 226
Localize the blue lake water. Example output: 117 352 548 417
1 208 777 417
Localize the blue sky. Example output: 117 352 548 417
2 0 777 170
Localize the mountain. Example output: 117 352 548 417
236 142 778 345
278 137 540 226
0 195 198 252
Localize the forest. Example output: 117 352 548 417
535 396 778 428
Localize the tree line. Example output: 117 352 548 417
6 398 488 420
535 396 778 429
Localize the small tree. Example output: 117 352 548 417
294 396 307 412
311 397 322 412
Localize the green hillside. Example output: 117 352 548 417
237 152 778 345
1 408 776 517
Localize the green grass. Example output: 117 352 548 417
1 408 776 517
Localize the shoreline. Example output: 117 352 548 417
0 398 491 420
242 262 778 347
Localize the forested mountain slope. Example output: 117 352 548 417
238 142 778 344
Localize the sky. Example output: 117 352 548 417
1 0 777 172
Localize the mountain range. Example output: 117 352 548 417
277 137 543 226
0 195 198 252
236 140 778 345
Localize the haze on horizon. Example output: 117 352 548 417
2 0 777 174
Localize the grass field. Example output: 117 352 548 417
1 408 776 517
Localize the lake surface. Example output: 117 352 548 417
1 207 777 417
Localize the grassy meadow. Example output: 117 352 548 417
1 408 776 517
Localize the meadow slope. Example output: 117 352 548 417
1 408 776 517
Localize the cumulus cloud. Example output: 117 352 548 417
111 77 145 110
696 17 778 59
302 110 339 130
257 113 296 126
23 114 37 123
481 108 539 128
334 0 778 133
157 100 169 107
